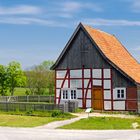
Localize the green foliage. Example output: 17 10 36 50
0 65 8 96
7 61 26 96
25 60 55 95
51 110 63 117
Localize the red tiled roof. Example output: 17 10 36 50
83 24 140 84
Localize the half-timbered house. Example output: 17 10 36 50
52 23 140 112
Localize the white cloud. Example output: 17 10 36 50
131 0 140 12
61 1 102 13
0 5 42 15
130 46 140 51
0 17 69 27
83 18 140 26
53 1 102 18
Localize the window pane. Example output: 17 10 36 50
117 93 120 98
63 92 65 99
121 90 124 94
117 90 120 93
74 90 76 99
121 93 124 98
71 90 73 99
66 90 68 99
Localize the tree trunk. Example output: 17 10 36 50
11 88 14 96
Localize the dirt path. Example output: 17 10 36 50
72 112 137 119
36 115 86 129
36 112 137 129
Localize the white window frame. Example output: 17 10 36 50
113 87 126 100
61 88 77 100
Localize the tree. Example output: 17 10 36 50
7 61 26 96
25 60 55 95
0 65 8 96
41 60 54 70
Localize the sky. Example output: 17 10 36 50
0 0 140 69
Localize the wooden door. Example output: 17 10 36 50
92 87 103 110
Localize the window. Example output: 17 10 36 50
66 90 68 99
61 89 77 100
114 88 126 100
63 90 65 99
117 93 120 98
71 90 73 99
74 90 76 99
71 90 77 99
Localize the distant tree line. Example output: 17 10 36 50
0 60 55 96
25 60 55 95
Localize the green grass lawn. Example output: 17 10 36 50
60 117 140 130
0 110 75 127
0 114 63 127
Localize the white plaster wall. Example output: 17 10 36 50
78 99 82 107
56 80 68 88
77 90 82 98
104 69 111 78
70 79 82 88
104 90 111 99
56 99 59 104
56 89 61 97
104 101 111 110
104 80 111 89
113 101 125 110
63 80 68 88
93 80 102 86
84 69 91 78
56 80 63 88
84 79 91 88
84 89 91 98
70 69 82 78
92 69 102 78
56 70 67 78
86 100 91 108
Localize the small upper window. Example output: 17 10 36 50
115 88 126 99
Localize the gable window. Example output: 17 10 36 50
114 88 126 100
61 88 77 100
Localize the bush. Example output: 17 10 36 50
51 110 63 117
25 110 34 116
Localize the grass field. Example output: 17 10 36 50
60 117 140 130
5 87 54 96
0 114 63 127
0 110 75 127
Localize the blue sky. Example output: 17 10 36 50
0 0 140 69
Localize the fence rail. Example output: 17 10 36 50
0 102 64 112
0 96 54 103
